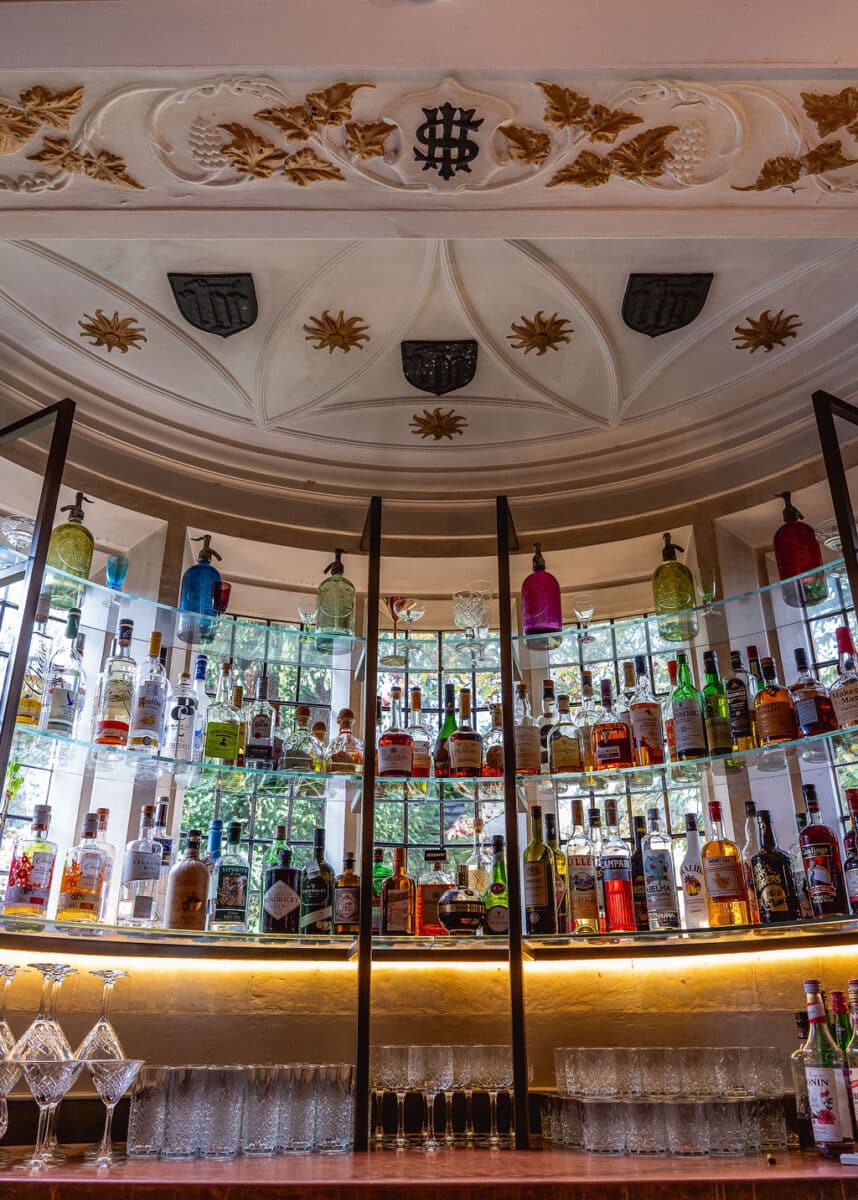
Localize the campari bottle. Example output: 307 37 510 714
601 798 635 932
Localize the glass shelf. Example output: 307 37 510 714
370 934 509 961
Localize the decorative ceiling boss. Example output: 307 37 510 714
507 311 573 355
78 310 148 353
303 310 370 353
732 309 802 354
409 407 468 441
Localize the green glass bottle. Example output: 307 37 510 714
371 847 393 934
315 549 355 638
263 823 290 868
671 652 707 760
652 533 698 643
829 991 852 1053
483 834 509 935
46 492 94 610
701 650 732 756
523 804 557 935
802 979 855 1159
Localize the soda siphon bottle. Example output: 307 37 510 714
315 549 355 638
46 492 94 610
177 535 222 645
652 533 698 643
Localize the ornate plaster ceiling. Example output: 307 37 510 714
0 234 856 552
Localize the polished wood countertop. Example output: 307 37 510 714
0 1149 855 1198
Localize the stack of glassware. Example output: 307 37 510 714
545 1045 787 1156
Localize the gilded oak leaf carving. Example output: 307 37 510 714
217 123 288 178
254 105 317 143
304 81 374 127
800 87 858 138
497 123 551 165
607 125 678 179
282 146 345 186
0 104 40 156
535 82 590 129
802 139 858 175
344 121 395 160
19 84 84 130
546 150 612 188
582 104 643 145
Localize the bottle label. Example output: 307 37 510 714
752 860 791 914
845 864 858 906
4 849 56 911
703 705 732 754
66 848 103 895
523 861 550 909
156 836 174 867
384 888 411 934
378 742 414 775
554 872 568 928
594 739 623 766
300 876 333 933
371 897 382 933
168 701 195 760
248 713 272 744
601 855 631 883
630 705 663 760
549 734 583 773
334 887 360 926
801 842 845 911
417 882 448 929
412 749 432 775
204 720 239 760
166 870 208 929
485 745 505 773
832 681 858 727
213 864 249 923
47 686 78 734
450 738 482 770
672 698 705 753
795 697 823 728
755 700 796 742
131 681 166 738
643 848 679 921
567 855 598 922
725 680 752 738
680 860 707 922
121 848 161 884
806 1066 853 1143
485 903 509 933
702 854 745 902
514 726 541 772
131 894 154 920
263 879 300 921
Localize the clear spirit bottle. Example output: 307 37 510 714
94 807 116 922
642 807 680 930
208 821 250 933
151 797 174 925
548 694 583 774
16 591 52 728
129 631 169 753
56 812 105 924
191 653 209 762
244 670 275 770
466 816 491 895
482 702 505 777
116 805 161 927
164 672 196 763
203 661 241 766
513 683 542 776
41 607 84 737
2 805 57 922
406 687 433 778
281 704 324 772
94 619 136 746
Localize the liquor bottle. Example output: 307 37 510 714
678 813 708 930
203 662 241 766
333 852 361 936
548 694 583 774
747 645 764 693
662 659 678 760
566 800 599 934
407 688 432 778
438 864 485 935
652 532 698 643
790 647 837 738
830 991 852 1052
602 798 636 932
800 784 849 917
164 830 209 932
523 804 558 935
202 818 223 878
315 548 355 637
483 835 509 935
847 980 858 1118
191 653 209 761
41 607 84 737
151 797 174 924
449 689 483 778
630 814 649 931
207 825 248 936
574 671 602 778
433 684 457 778
790 811 814 920
56 812 105 924
380 846 416 936
829 626 858 729
300 827 335 935
177 534 223 644
845 816 858 915
244 670 275 769
2 805 57 922
588 806 607 930
750 808 800 924
725 650 756 752
701 650 733 756
790 1010 814 1150
466 816 490 894
371 847 393 934
233 685 246 765
378 685 414 777
16 591 52 728
592 679 633 771
802 979 855 1158
281 705 324 772
544 812 570 934
129 631 169 753
843 788 858 861
629 656 666 767
326 708 364 775
260 848 302 934
537 679 557 771
161 674 193 768
311 719 329 747
513 683 541 775
640 807 680 931
416 850 451 937
671 653 707 760
94 808 116 922
741 799 762 926
482 702 505 777
117 805 161 927
701 800 750 927
46 492 94 610
773 493 827 609
521 542 562 644
754 657 800 745
618 660 637 730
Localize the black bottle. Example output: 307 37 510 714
751 809 800 924
630 815 649 932
260 848 303 933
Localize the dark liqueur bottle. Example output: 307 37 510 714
261 848 302 934
438 864 485 936
630 814 649 932
299 827 335 934
799 785 849 919
750 808 800 924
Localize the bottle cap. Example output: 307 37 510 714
274 824 287 841
684 813 699 833
848 978 858 991
516 682 527 698
747 645 759 661
703 649 718 669
190 534 222 563
588 807 601 826
156 798 170 825
661 532 684 561
337 707 355 724
295 704 311 723
634 654 648 676
831 990 848 1014
623 661 636 687
343 852 356 868
118 618 134 642
410 687 422 709
757 808 772 823
708 800 723 821
836 626 855 656
391 685 402 700
804 978 822 992
323 548 346 577
456 862 469 887
760 657 777 681
491 835 505 853
96 807 110 823
373 847 384 862
542 678 555 695
148 631 162 657
646 807 659 825
226 821 241 842
633 814 647 831
33 804 51 827
392 845 406 867
313 827 325 849
744 800 757 816
801 783 819 811
557 694 570 712
846 788 858 813
796 812 808 830
531 542 546 571
794 646 809 672
794 1011 810 1033
530 804 542 818
277 847 292 868
599 678 613 705
730 649 742 667
208 818 223 830
667 659 678 679
231 685 243 708
777 492 802 521
81 812 99 837
188 829 202 841
605 797 618 824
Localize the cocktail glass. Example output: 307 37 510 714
76 970 127 1062
41 965 77 1164
12 1057 82 1172
86 1058 145 1167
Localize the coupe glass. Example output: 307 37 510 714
371 1045 410 1150
571 593 596 644
105 554 129 591
86 1058 145 1168
12 1057 82 1172
408 1045 452 1152
76 970 127 1061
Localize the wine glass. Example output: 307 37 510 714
86 1058 145 1168
212 581 231 617
105 554 129 591
450 1043 475 1146
12 1057 83 1172
571 593 596 644
471 1045 513 1149
371 1045 410 1150
408 1045 453 1152
692 566 718 615
380 596 410 668
41 965 78 1164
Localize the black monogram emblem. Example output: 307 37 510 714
168 273 257 338
401 340 478 396
622 273 713 338
414 102 483 181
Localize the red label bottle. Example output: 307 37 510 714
799 784 848 918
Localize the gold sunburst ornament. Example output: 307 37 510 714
410 407 467 441
79 309 147 353
507 310 573 356
303 310 369 353
732 309 802 354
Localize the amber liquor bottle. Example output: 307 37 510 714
754 657 799 745
701 800 750 927
591 679 633 771
751 808 800 924
448 688 483 778
789 647 837 737
381 846 416 935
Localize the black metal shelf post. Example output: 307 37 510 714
813 389 858 615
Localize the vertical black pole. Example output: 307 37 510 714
353 495 382 1151
813 390 858 611
496 495 530 1148
0 398 75 786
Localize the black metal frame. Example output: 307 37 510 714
0 398 75 791
813 390 858 616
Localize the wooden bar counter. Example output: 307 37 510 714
0 1149 855 1199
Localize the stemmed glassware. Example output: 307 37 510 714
105 554 129 591
42 965 78 1164
379 598 426 668
816 518 849 581
86 1058 145 1168
212 581 232 618
12 1057 83 1172
450 1044 475 1146
692 566 718 615
371 1045 410 1150
471 1045 513 1148
297 602 318 648
571 593 596 644
408 1045 452 1152
76 970 127 1061
0 966 24 1055
10 963 74 1063
453 581 493 668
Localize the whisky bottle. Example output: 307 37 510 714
523 804 557 935
260 848 302 934
544 812 570 934
164 830 209 932
300 827 336 934
630 814 649 931
433 684 457 778
548 694 584 774
129 631 169 753
679 813 708 929
671 653 707 760
537 678 557 772
333 852 361 936
381 845 416 936
751 808 800 924
566 799 599 934
790 648 837 737
416 850 451 937
203 661 240 766
725 650 756 752
701 800 750 927
754 657 799 745
513 682 541 776
802 979 855 1159
702 650 733 756
629 656 666 767
799 784 848 918
483 835 509 935
591 679 633 771
378 685 414 777
829 626 858 729
642 807 680 931
449 689 483 778
406 688 432 778
56 812 106 924
602 797 636 932
2 805 57 922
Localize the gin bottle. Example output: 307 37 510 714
333 853 361 935
151 797 174 925
466 816 491 895
244 670 275 770
16 591 52 728
208 821 250 933
129 631 169 753
802 978 855 1158
260 848 302 934
41 607 84 737
164 672 196 763
56 812 105 924
642 807 680 930
117 805 161 927
203 661 240 766
2 805 57 922
299 827 335 935
94 619 136 746
94 808 116 922
191 653 209 761
164 830 209 932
